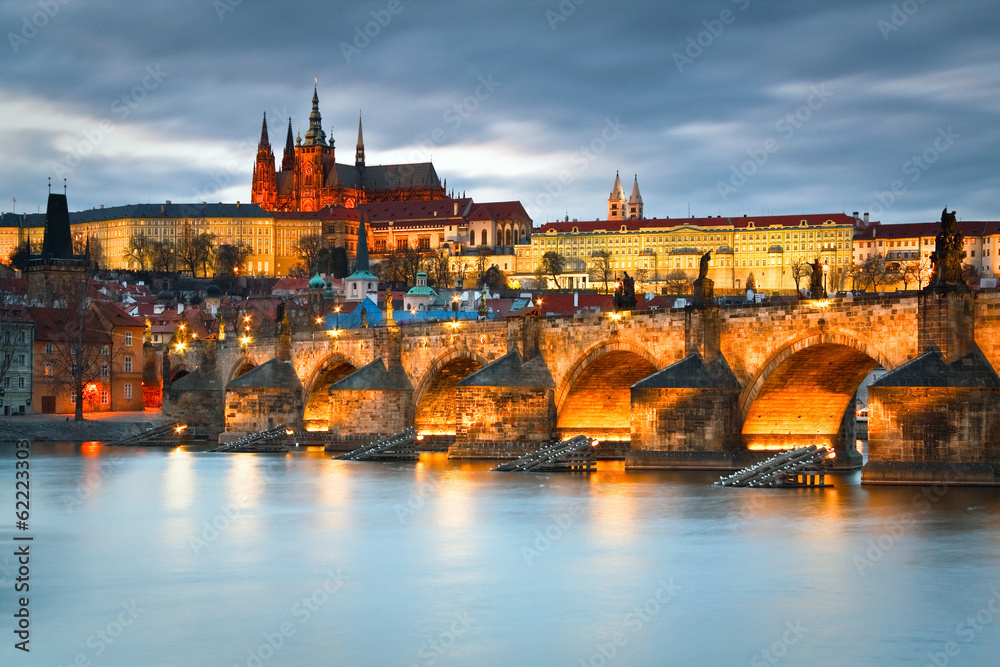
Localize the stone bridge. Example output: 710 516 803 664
164 289 1000 485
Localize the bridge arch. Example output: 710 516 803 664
302 352 363 431
739 330 895 452
226 357 258 384
413 349 488 437
556 339 660 441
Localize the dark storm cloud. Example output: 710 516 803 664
1 0 997 224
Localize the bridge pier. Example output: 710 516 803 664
863 289 1000 485
449 350 556 459
326 358 414 452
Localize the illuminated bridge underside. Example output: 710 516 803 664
742 344 878 451
304 361 357 431
558 351 657 441
415 358 482 437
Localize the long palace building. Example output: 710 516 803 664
251 86 445 212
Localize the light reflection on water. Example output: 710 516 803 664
2 442 1000 666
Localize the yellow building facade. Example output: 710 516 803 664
518 213 856 292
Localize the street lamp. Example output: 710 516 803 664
823 260 829 295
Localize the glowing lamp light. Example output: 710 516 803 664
315 317 323 324
175 424 187 434
447 321 461 330
285 429 295 436
828 451 837 459
174 341 187 352
239 335 252 346
416 434 425 441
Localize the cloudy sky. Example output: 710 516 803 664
1 0 997 226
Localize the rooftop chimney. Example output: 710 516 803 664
864 212 869 223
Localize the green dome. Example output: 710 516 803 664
309 272 326 290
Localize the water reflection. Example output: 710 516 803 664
7 442 1000 667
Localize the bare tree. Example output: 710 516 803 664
900 261 921 290
149 239 176 273
662 269 689 295
790 258 810 291
452 257 470 288
427 249 452 288
540 251 565 289
215 241 253 277
295 234 326 274
124 234 153 271
175 223 215 277
482 265 507 293
859 254 889 292
633 267 650 289
590 250 613 293
73 235 105 269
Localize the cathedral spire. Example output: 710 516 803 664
281 117 295 171
258 112 271 150
355 113 365 170
303 83 327 147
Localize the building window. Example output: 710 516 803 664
18 377 24 389
45 343 52 355
101 391 109 405
124 356 133 372
44 364 52 376
18 331 25 344
17 354 25 366
101 364 109 377
70 392 76 405
102 345 110 356
125 331 132 346
124 383 132 400
3 377 8 388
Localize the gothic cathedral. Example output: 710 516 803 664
251 86 446 212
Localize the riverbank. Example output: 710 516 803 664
0 410 170 443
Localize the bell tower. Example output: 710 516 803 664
608 171 626 221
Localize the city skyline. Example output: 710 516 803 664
2 0 998 225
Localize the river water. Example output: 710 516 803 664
2 442 1000 667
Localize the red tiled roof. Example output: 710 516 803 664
91 300 145 328
468 201 531 223
364 199 472 223
28 307 109 343
854 220 1000 241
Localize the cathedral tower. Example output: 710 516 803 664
251 113 277 209
297 85 334 211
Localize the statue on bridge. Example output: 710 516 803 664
614 271 637 311
929 207 966 288
693 252 714 308
698 251 711 280
809 260 827 299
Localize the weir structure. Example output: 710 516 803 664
162 287 1000 486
